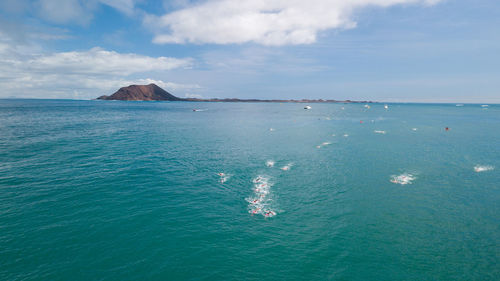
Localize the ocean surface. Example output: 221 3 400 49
0 99 499 280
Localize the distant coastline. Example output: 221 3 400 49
181 98 372 103
96 83 373 103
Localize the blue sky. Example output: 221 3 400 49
0 0 499 102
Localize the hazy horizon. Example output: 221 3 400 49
1 96 499 105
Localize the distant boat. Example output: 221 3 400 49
456 104 464 107
304 105 312 110
364 104 371 109
384 104 389 109
481 105 489 107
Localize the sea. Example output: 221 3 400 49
0 99 498 280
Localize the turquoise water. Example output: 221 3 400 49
0 100 499 280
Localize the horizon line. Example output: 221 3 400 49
0 98 498 105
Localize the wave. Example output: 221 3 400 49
248 175 277 217
390 173 416 185
266 160 275 167
474 165 494 172
317 142 331 148
281 163 293 171
218 173 230 183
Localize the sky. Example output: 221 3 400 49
0 0 499 102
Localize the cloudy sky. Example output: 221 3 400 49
0 0 498 102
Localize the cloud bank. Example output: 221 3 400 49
0 36 197 99
27 47 193 76
147 0 441 46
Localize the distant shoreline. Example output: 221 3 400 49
180 98 373 103
92 84 499 104
2 98 500 105
96 83 375 103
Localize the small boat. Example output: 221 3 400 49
304 105 312 110
384 104 388 109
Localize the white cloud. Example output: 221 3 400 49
99 0 137 15
0 40 197 99
0 75 199 100
184 93 204 99
133 79 201 91
26 47 193 76
35 0 97 25
146 0 441 46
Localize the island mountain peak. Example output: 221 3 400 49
97 83 182 101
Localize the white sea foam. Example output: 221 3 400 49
317 141 331 148
248 175 276 217
412 128 418 131
269 128 275 131
218 173 230 183
281 163 293 171
253 176 265 183
390 173 416 185
246 197 262 205
254 188 269 195
263 210 276 217
266 160 275 167
474 165 494 172
257 181 268 187
374 130 386 134
343 134 349 137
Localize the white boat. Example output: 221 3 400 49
304 105 312 110
384 104 388 109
